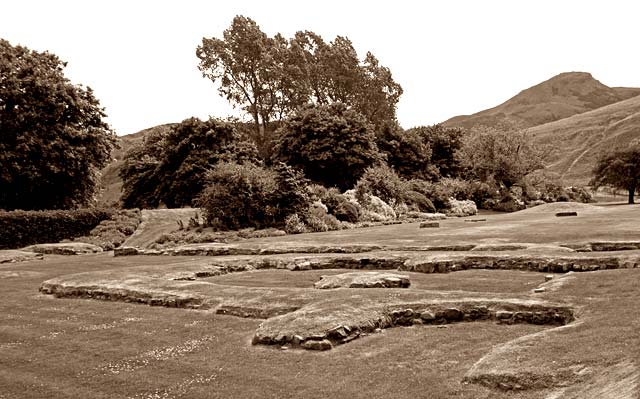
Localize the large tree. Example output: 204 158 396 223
197 16 403 157
272 103 382 190
591 144 640 204
0 39 115 210
196 16 285 157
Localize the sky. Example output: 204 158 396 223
2 0 639 136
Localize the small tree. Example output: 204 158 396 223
272 103 383 190
0 39 115 210
591 145 640 204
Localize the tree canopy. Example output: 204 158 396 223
120 117 259 209
272 103 382 190
196 16 402 157
591 144 640 204
0 39 116 210
458 125 544 189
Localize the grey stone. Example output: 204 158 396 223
442 308 463 321
419 221 440 228
420 311 436 322
495 311 513 319
301 339 333 351
314 272 410 289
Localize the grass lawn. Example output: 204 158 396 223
3 202 640 398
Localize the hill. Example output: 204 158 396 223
528 94 640 185
443 72 640 130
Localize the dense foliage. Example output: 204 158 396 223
591 144 640 204
459 125 545 189
120 117 259 208
0 208 113 249
196 16 402 156
272 103 383 190
197 162 310 230
0 39 116 210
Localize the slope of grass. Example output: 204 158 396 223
528 95 640 185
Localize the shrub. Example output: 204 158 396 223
355 164 406 205
402 190 436 213
320 188 361 223
0 208 113 249
566 186 595 203
466 180 500 208
445 199 478 217
197 162 311 230
492 194 526 212
303 202 342 232
284 214 307 234
75 209 142 250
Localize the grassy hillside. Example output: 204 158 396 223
443 72 636 130
97 124 176 207
528 94 640 186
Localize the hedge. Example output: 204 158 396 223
0 209 114 249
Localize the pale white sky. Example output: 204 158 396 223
2 0 639 135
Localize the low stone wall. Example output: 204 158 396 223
114 240 640 257
252 300 574 351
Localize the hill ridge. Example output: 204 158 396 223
443 71 639 130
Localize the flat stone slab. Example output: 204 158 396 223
314 272 410 289
23 242 103 255
0 250 43 263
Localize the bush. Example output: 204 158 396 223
320 188 361 223
197 162 311 230
75 209 142 250
566 186 595 203
0 209 113 249
355 164 406 205
445 199 478 217
284 214 307 234
522 171 594 204
492 194 526 212
402 190 436 213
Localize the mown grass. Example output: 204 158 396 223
1 255 556 399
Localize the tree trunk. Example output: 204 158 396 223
628 187 636 204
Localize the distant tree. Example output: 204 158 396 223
272 103 383 190
0 39 116 210
120 117 259 208
413 124 466 179
591 144 640 204
459 125 544 189
375 122 433 180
